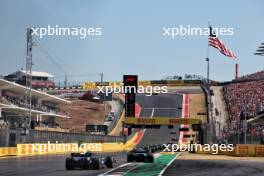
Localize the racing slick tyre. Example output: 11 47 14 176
146 156 154 163
91 158 100 170
65 158 74 170
81 158 90 170
105 156 113 168
127 155 134 162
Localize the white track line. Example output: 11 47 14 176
150 108 155 118
98 163 132 176
158 152 181 176
122 163 144 175
100 153 161 176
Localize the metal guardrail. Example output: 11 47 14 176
0 128 9 147
106 97 124 134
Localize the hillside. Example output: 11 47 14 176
56 100 110 133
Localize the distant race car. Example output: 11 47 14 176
142 144 163 153
127 148 154 163
65 152 114 170
154 144 164 151
171 138 178 142
170 131 177 135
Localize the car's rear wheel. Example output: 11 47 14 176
146 156 154 163
65 158 74 170
91 158 100 170
105 156 113 168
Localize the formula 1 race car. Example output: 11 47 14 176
65 152 114 170
143 144 164 153
127 148 154 163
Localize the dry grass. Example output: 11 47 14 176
56 100 110 133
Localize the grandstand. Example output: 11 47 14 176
0 78 124 147
222 78 264 144
0 78 70 131
224 80 264 121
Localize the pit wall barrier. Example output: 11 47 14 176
195 144 264 157
234 144 264 157
0 147 17 157
0 134 140 158
16 142 127 156
13 140 138 157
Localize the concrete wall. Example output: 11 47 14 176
211 86 229 141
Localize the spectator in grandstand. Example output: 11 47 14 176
223 80 264 136
1 93 65 115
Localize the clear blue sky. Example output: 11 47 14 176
0 0 264 83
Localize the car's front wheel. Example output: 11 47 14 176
65 158 74 170
127 155 134 162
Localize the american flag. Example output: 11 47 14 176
208 26 236 59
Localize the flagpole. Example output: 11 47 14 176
206 22 210 85
206 54 209 84
206 22 213 144
235 63 238 80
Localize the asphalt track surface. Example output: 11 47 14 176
0 93 182 176
0 153 127 176
164 159 264 176
136 94 182 146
